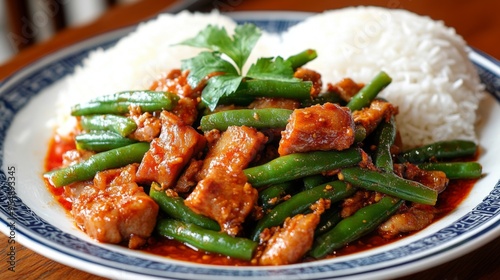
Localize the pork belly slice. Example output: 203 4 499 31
352 99 398 135
187 175 257 236
72 164 159 249
327 78 364 103
136 111 206 189
172 159 203 194
195 125 267 182
259 199 327 265
378 203 436 238
185 126 266 236
278 102 355 156
293 67 323 97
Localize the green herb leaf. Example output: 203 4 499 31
201 75 244 111
181 51 238 88
179 24 261 73
228 23 262 71
178 25 233 52
178 24 317 111
246 56 296 81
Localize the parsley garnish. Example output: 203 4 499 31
179 24 314 111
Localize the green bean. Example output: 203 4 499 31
354 125 367 143
71 91 179 116
44 142 150 187
200 108 292 131
149 183 220 231
309 196 403 258
75 131 138 152
156 218 257 260
302 174 330 190
285 49 318 69
258 181 297 211
340 167 437 205
218 79 312 105
374 116 396 172
417 162 483 179
346 71 392 111
80 115 137 136
397 140 478 164
244 148 362 188
250 181 356 241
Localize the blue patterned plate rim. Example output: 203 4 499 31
0 11 499 280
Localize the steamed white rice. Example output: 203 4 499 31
53 7 485 148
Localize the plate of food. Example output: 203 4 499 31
1 7 499 280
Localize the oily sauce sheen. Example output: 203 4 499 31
44 137 477 266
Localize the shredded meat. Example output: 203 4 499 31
394 163 449 193
378 203 436 238
278 103 355 156
136 111 206 189
352 99 398 135
185 126 266 235
128 105 162 142
258 199 327 265
294 68 322 97
72 164 159 248
327 78 364 102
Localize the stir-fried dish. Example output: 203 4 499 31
43 24 483 266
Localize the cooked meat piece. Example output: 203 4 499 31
294 68 322 97
185 126 266 235
259 199 327 265
278 103 355 156
341 190 379 218
150 69 198 98
72 164 159 248
171 97 199 126
378 203 436 238
136 111 206 189
61 181 88 207
203 129 221 148
248 97 301 110
195 126 267 181
394 163 449 193
173 159 203 194
352 99 398 135
128 105 162 142
327 78 364 102
61 149 94 167
188 175 257 236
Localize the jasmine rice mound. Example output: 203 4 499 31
53 7 485 149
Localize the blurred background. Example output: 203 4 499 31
0 0 142 64
1 0 499 70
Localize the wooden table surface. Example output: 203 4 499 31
1 0 499 279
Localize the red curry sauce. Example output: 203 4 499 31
43 136 477 265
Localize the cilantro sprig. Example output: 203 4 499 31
179 24 316 111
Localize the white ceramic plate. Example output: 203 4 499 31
1 12 499 280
